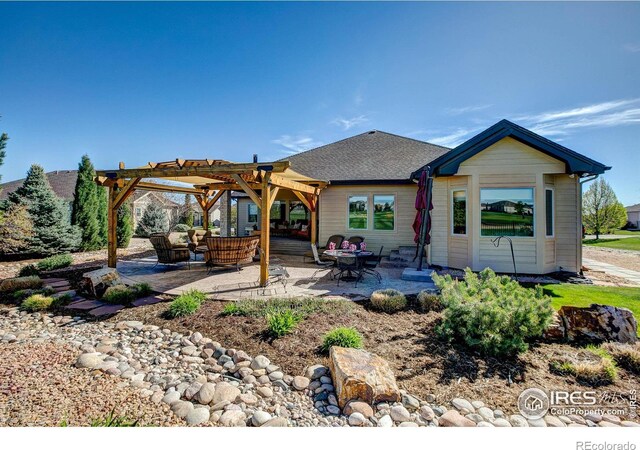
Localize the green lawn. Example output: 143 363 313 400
374 210 394 230
582 237 640 251
542 284 640 318
481 211 533 224
349 211 367 229
614 229 640 235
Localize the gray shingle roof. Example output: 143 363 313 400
0 170 78 201
280 130 450 183
626 203 640 212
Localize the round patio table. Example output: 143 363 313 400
322 249 373 282
193 245 208 261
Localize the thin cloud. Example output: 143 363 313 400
271 134 323 154
331 115 369 130
517 99 640 137
426 128 480 147
445 104 492 115
624 43 640 53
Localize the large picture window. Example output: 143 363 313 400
348 195 368 229
248 203 258 223
452 190 467 235
480 188 534 237
373 195 395 230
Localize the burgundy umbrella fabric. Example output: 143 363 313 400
413 170 433 245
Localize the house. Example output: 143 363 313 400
0 170 78 216
626 204 640 229
234 119 609 275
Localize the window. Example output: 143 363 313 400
135 207 141 217
270 201 282 220
248 203 258 222
289 201 308 222
373 195 395 230
480 188 534 237
452 190 467 235
348 195 368 229
545 189 554 237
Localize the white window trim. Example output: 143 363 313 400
479 187 536 238
545 187 555 238
450 188 468 237
373 194 396 232
347 194 369 231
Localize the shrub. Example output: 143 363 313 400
221 302 240 316
21 294 54 312
18 264 40 277
433 268 554 357
173 224 190 232
418 290 441 312
36 253 73 272
167 290 206 318
321 327 363 352
12 287 54 302
266 310 302 338
370 289 407 313
131 283 152 298
230 297 353 318
102 285 136 304
0 276 43 293
603 343 640 374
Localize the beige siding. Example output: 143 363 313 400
427 136 579 274
319 184 417 255
554 174 580 273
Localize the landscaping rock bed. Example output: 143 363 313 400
2 306 638 427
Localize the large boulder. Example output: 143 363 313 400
328 347 400 408
543 311 566 342
559 304 637 344
80 267 124 298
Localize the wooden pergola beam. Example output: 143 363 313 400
205 190 225 211
268 173 317 195
136 181 205 196
268 186 280 209
113 177 140 210
231 174 262 207
96 161 291 179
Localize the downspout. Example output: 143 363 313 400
578 173 599 275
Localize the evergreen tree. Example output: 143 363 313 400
117 197 134 248
180 194 195 227
97 185 108 246
8 164 81 256
135 202 168 237
0 203 34 256
0 133 7 184
71 155 101 250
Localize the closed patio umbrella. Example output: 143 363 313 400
412 168 433 271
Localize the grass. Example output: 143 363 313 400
582 237 640 251
348 211 367 229
481 211 534 224
613 229 640 235
542 284 640 318
373 210 394 231
221 297 354 319
321 327 363 352
266 310 302 338
166 289 206 318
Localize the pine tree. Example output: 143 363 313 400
180 194 195 227
135 202 168 237
8 164 81 256
117 197 134 248
71 155 101 250
97 185 108 247
0 203 34 255
0 133 7 184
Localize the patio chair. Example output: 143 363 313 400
256 247 290 293
335 254 362 287
149 234 191 269
346 235 365 250
310 243 336 280
362 246 384 283
303 234 345 262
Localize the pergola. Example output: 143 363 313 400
95 159 328 286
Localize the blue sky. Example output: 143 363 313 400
1 2 639 204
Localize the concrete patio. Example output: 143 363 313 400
117 253 436 301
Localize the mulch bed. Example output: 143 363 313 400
112 300 640 416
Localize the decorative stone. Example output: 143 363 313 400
493 418 512 427
543 312 566 341
213 382 240 404
80 267 124 297
75 353 103 369
402 394 420 411
250 355 270 370
162 390 181 405
398 421 418 427
219 410 247 427
509 415 529 427
419 405 435 421
348 412 368 426
544 416 566 427
251 411 272 427
344 401 374 418
439 410 476 427
559 304 637 343
261 417 289 427
256 386 273 398
328 347 400 408
390 405 411 422
305 364 329 380
292 376 310 391
185 407 210 425
170 400 194 419
451 398 475 413
377 414 393 427
195 382 216 405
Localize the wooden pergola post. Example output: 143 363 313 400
107 185 118 268
259 173 271 287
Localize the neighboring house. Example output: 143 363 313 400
190 202 221 228
131 191 181 232
0 170 78 216
627 203 640 229
240 119 608 275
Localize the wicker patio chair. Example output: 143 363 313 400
149 234 191 269
204 235 260 272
